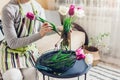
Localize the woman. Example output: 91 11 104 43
0 0 52 80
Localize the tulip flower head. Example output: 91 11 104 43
59 5 85 18
26 12 35 20
58 4 85 33
68 4 75 16
85 53 93 65
75 48 86 60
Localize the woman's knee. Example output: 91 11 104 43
2 68 23 80
21 67 38 80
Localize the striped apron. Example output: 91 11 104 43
0 2 40 73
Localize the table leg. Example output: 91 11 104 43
84 73 87 80
43 74 45 80
78 76 79 80
48 76 50 80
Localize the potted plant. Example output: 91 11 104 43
84 33 109 66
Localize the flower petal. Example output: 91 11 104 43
75 9 85 18
26 12 35 20
58 6 69 15
68 4 75 16
75 48 85 60
85 54 93 65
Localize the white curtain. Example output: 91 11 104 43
54 0 120 66
76 0 120 65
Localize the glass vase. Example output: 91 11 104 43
60 31 71 51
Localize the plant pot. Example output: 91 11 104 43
84 46 100 66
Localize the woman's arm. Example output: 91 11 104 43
2 5 44 49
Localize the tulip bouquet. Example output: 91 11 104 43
45 4 85 64
58 4 85 50
58 4 85 33
38 5 86 73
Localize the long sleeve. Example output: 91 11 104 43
1 1 44 49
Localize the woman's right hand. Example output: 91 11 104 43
39 22 52 37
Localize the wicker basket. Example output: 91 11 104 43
84 46 100 66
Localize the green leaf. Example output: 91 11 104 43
37 16 60 35
63 18 72 33
49 50 62 61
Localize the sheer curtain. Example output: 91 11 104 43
54 0 120 66
76 0 120 66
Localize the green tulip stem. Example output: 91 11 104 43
36 16 60 36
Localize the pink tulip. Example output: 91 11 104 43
75 48 85 60
68 4 75 16
26 12 35 20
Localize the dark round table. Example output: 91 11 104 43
35 51 92 80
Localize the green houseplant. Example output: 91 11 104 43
84 33 109 66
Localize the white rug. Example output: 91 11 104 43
39 64 120 80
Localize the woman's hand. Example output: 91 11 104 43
39 22 52 37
